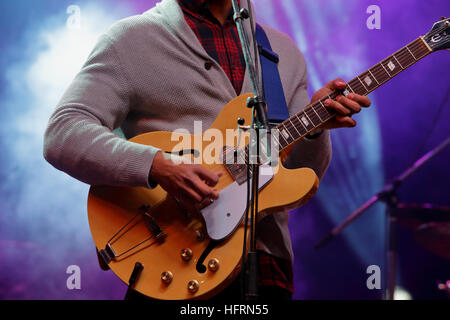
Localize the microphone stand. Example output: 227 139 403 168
231 0 269 301
315 136 450 300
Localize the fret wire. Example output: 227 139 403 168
406 45 417 60
347 83 356 94
288 118 301 137
281 116 297 137
388 38 421 63
291 116 307 135
355 82 367 95
329 92 340 100
402 39 424 56
367 69 380 85
356 76 369 93
309 106 323 125
406 39 420 61
290 122 307 139
380 62 392 77
294 113 308 132
318 99 328 111
396 47 416 67
393 52 405 69
317 101 331 120
292 113 306 129
371 65 388 84
348 78 363 91
304 108 318 127
369 39 421 83
371 64 390 83
372 42 420 85
419 36 433 53
280 123 289 146
414 46 430 59
269 38 430 155
311 104 323 121
408 40 429 59
347 80 364 95
358 75 369 92
357 40 426 96
378 38 421 73
394 41 423 68
350 77 365 91
318 100 333 117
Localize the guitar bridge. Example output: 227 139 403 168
140 205 167 242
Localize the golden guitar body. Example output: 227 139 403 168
87 94 319 300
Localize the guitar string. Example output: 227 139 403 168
227 36 434 166
276 38 429 148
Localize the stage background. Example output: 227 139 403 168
0 0 449 299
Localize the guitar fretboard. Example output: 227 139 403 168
273 37 432 150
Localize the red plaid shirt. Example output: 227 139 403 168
178 0 294 294
179 0 245 94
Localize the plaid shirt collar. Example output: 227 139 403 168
178 0 208 15
178 0 238 25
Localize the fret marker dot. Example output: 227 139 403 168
364 76 372 86
343 89 350 96
301 116 310 127
387 61 396 71
281 129 289 139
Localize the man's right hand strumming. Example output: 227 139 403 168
149 152 222 209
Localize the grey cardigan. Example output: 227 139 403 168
43 0 332 262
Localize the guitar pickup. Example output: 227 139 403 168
140 205 167 242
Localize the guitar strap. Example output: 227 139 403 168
255 24 290 123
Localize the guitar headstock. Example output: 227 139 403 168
423 17 450 51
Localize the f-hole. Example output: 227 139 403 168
196 240 221 273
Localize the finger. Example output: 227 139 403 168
194 166 221 187
179 185 203 204
324 98 351 116
190 175 218 199
348 93 371 108
195 197 216 210
335 115 357 128
336 95 362 114
174 190 200 211
326 78 347 91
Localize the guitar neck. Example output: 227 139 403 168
274 37 433 150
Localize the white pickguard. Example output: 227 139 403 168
201 165 274 241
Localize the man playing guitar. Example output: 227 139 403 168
44 0 371 300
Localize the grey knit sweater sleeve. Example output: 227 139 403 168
43 34 160 187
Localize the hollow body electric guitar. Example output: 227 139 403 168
87 18 449 300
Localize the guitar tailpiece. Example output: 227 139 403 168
97 243 117 269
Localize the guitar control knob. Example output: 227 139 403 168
161 271 173 285
181 248 193 261
208 258 220 272
187 280 199 293
195 230 205 242
237 117 245 126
